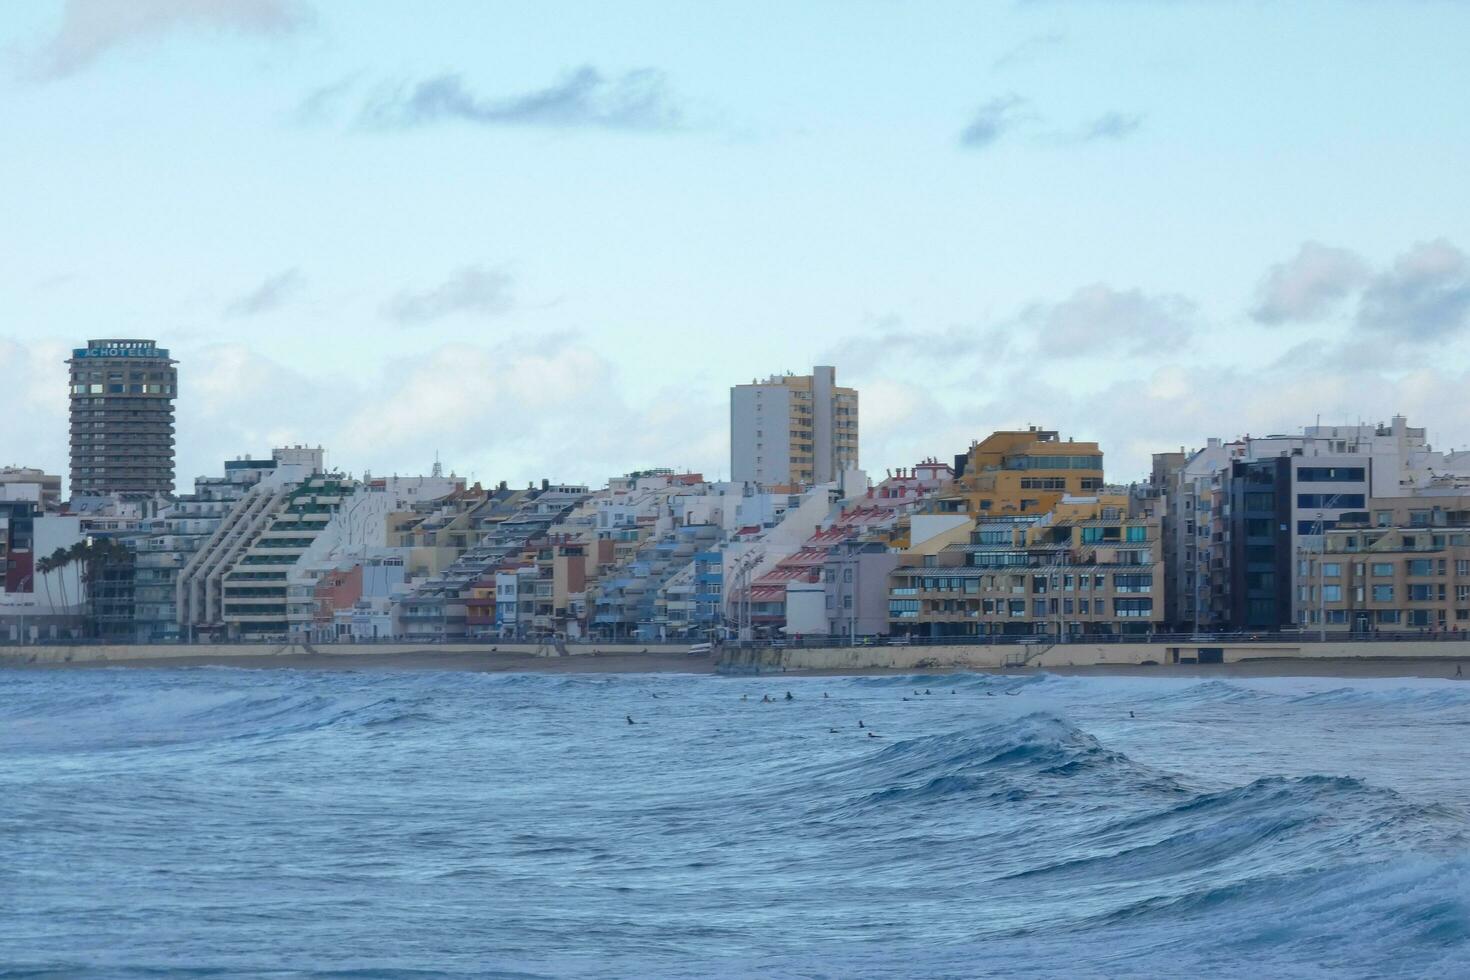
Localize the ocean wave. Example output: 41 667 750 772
830 713 1186 812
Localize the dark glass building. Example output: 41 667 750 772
1227 457 1293 630
66 339 177 496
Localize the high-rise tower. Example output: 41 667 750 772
66 339 177 496
730 365 859 486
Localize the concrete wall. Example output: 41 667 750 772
750 639 1470 672
0 641 686 665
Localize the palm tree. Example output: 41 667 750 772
35 553 55 618
48 546 72 612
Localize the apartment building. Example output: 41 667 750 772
0 467 62 512
1315 496 1470 632
730 365 858 486
888 492 1165 639
935 428 1105 516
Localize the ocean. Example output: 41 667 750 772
2 667 1468 979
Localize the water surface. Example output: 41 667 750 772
3 668 1468 978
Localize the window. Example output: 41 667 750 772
1297 467 1365 482
1406 559 1434 576
1371 563 1394 577
1114 597 1153 617
1297 493 1365 510
1323 585 1341 602
1245 492 1275 511
889 600 919 618
1113 573 1152 593
1125 526 1147 543
843 595 853 609
1372 585 1394 602
842 568 853 583
1378 609 1401 624
1321 563 1341 577
1409 584 1436 601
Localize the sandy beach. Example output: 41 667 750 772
6 648 1466 680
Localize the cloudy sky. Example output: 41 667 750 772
3 0 1470 492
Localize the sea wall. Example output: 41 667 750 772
727 640 1470 673
0 642 674 665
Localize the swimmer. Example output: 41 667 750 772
786 692 794 701
626 715 635 725
858 720 865 728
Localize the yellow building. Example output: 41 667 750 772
890 490 1166 639
730 365 859 486
934 428 1104 515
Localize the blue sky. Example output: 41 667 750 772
3 0 1470 491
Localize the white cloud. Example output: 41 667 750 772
25 0 308 80
1018 283 1195 356
1357 238 1470 340
384 266 514 324
1251 242 1369 324
224 268 305 317
0 337 71 474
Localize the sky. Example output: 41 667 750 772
3 0 1470 493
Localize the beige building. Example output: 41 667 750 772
1315 495 1470 632
730 365 858 486
890 491 1166 640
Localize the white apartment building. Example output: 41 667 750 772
730 365 858 486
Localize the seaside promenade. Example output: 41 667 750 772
4 636 1468 676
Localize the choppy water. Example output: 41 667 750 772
2 668 1469 979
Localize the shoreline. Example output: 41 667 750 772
4 649 1466 679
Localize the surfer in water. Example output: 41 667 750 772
762 694 772 703
785 692 794 701
626 715 635 725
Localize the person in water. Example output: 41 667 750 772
762 694 772 703
785 691 794 701
858 719 865 728
626 715 635 725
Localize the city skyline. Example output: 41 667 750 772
4 1 1470 488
